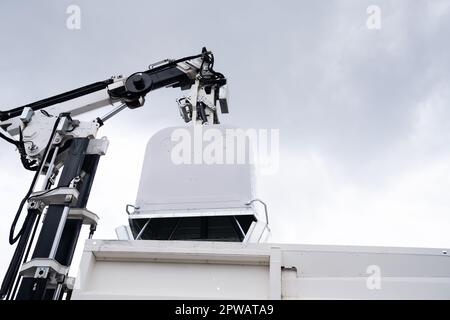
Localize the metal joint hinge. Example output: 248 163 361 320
28 187 80 211
19 258 69 285
68 208 99 226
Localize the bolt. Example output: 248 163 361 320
133 74 146 90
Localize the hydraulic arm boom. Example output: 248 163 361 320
0 48 227 169
0 48 228 300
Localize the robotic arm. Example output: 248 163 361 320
0 47 228 170
0 48 228 300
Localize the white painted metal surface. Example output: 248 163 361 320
133 125 256 215
72 240 450 300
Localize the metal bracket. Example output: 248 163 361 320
246 198 270 229
86 137 109 155
28 187 79 209
20 107 34 123
68 208 99 226
19 258 68 282
126 204 139 215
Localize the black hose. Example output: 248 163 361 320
4 176 53 300
0 212 37 299
1 117 61 299
8 210 42 300
0 130 18 145
9 117 61 244
0 128 38 171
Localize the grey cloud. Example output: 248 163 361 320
1 0 450 277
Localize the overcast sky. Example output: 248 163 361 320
1 0 450 278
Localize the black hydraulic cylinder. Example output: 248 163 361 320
45 154 100 300
16 138 99 300
0 80 113 121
